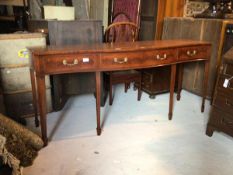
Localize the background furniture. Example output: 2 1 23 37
0 33 52 124
104 21 142 105
28 19 106 111
162 17 225 99
206 47 233 137
139 66 171 99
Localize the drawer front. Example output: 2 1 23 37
142 72 153 83
178 46 209 61
213 94 233 114
209 107 233 134
217 74 233 100
100 52 144 70
143 49 177 65
43 54 98 74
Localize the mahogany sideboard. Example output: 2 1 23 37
29 40 211 146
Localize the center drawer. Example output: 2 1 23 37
42 54 98 74
100 52 144 70
178 46 210 61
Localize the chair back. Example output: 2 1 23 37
104 21 139 43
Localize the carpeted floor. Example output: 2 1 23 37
24 84 233 175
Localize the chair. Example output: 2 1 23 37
104 21 142 105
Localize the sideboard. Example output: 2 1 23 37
29 40 211 146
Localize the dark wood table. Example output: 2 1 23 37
29 40 211 146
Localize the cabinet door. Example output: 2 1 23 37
139 0 158 41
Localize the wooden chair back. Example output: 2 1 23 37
104 21 139 43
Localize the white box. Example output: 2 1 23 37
43 6 75 20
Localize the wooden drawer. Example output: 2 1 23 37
143 49 177 65
178 46 209 61
43 54 98 74
100 51 144 70
213 94 233 114
208 107 233 136
142 72 153 83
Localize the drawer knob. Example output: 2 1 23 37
187 50 197 56
156 54 167 60
62 59 78 66
114 57 128 64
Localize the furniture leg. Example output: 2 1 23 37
30 69 39 127
124 83 128 92
201 60 210 112
169 64 177 120
96 71 101 135
138 76 142 101
177 64 183 101
36 75 48 146
109 75 113 106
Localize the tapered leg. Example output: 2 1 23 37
124 83 128 92
137 76 142 101
36 74 47 146
177 64 183 101
169 65 177 120
30 69 39 127
201 60 210 112
109 81 113 106
96 71 101 135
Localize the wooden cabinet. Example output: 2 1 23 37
206 48 233 138
139 67 171 98
162 17 223 98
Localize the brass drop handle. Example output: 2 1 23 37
187 50 197 56
113 57 128 64
62 59 78 66
156 54 167 60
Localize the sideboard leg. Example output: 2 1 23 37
177 64 183 101
202 60 210 113
30 69 39 127
96 71 101 135
169 64 177 120
37 75 48 146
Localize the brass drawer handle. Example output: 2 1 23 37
225 99 233 107
156 54 167 60
113 57 128 64
62 59 78 66
186 50 197 57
